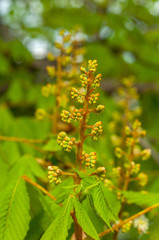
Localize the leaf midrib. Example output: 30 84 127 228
2 177 22 239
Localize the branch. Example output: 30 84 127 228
0 135 46 153
22 175 56 201
0 135 44 144
98 202 159 238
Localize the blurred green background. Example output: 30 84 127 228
0 1 159 238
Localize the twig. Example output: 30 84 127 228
22 175 56 201
0 136 44 144
98 202 159 238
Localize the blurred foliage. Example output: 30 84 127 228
0 0 159 136
0 0 159 240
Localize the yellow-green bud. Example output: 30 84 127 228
125 126 131 135
115 147 123 158
55 42 62 49
46 66 56 78
80 67 86 73
47 52 55 61
35 108 46 121
141 149 151 161
138 172 148 187
121 221 132 233
96 105 105 113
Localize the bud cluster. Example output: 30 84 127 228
89 93 100 104
121 221 132 233
109 77 141 148
112 167 121 177
95 105 105 114
37 28 85 125
83 152 97 168
137 172 148 187
94 167 106 181
107 75 152 216
80 73 88 88
48 166 62 185
46 66 56 78
115 147 124 158
60 108 84 123
61 110 72 123
92 73 102 89
41 83 55 97
72 108 83 121
56 60 105 187
91 121 103 140
88 59 98 72
80 62 102 89
130 162 140 174
141 149 151 161
71 87 84 103
57 131 75 152
118 77 139 113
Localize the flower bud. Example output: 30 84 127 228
35 108 46 121
72 108 83 121
115 147 123 158
61 110 72 123
80 67 86 73
138 172 148 186
89 93 100 104
133 119 141 130
47 52 55 61
125 126 131 135
91 121 103 140
46 66 56 78
80 74 88 88
55 42 62 49
96 167 106 174
96 105 105 113
48 165 62 185
140 130 146 137
112 167 121 177
121 221 132 233
57 132 75 152
88 60 98 72
84 152 97 168
131 163 140 174
141 149 151 161
95 171 106 181
41 83 54 97
59 29 65 35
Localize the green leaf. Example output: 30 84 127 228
102 188 121 216
1 141 20 165
6 79 24 103
0 178 30 240
41 195 73 240
123 191 159 207
72 168 88 179
73 197 99 240
62 184 80 189
43 138 61 152
82 197 104 233
8 155 46 182
90 182 117 229
83 181 100 194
